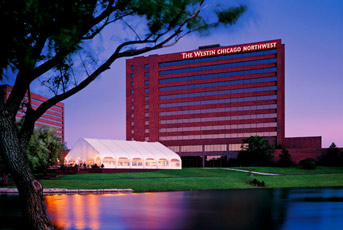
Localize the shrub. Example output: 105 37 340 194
278 147 294 167
319 142 343 166
299 158 316 169
249 178 266 187
237 136 274 166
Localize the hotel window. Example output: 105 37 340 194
145 80 149 85
145 104 149 109
145 113 149 117
145 137 149 141
145 88 149 93
145 121 149 125
131 82 133 86
131 90 133 95
131 98 134 102
131 114 134 118
131 74 133 78
144 64 149 69
131 122 134 126
145 96 149 101
131 65 134 70
131 106 134 110
145 129 149 133
144 72 149 77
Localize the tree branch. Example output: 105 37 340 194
30 0 207 122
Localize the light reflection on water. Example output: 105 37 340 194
45 192 190 230
1 188 343 229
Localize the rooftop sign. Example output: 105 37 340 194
181 42 277 59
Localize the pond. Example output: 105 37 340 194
1 187 343 229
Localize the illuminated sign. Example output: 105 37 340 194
181 42 277 59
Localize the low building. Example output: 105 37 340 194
1 84 65 141
65 138 182 169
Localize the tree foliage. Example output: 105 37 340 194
299 158 316 170
0 0 246 228
238 136 274 166
27 126 66 174
278 147 294 167
319 142 343 166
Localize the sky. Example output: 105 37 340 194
64 0 343 148
3 0 342 149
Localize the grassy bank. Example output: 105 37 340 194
40 167 343 192
231 166 343 174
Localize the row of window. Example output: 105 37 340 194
29 97 63 111
159 86 277 100
159 76 276 92
159 122 277 133
159 58 276 75
159 104 277 116
167 144 247 153
159 131 277 141
159 94 277 108
98 157 180 167
158 49 277 67
159 67 277 84
39 116 64 124
159 113 277 124
36 121 62 130
21 101 64 116
168 144 243 153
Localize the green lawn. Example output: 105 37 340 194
230 166 343 174
40 167 343 192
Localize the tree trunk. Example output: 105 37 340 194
0 117 54 229
2 172 8 186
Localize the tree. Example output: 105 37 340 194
278 147 294 167
0 1 246 228
237 136 274 166
0 154 9 186
27 126 66 174
320 142 342 166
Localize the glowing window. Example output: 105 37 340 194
132 158 143 166
102 157 115 167
145 158 157 167
170 159 181 167
118 157 130 166
158 158 168 167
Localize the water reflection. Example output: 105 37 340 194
45 192 190 230
1 188 343 230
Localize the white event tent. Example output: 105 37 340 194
65 138 182 169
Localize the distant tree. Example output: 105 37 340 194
238 136 274 166
320 142 342 166
299 158 316 169
278 147 294 167
0 1 246 228
27 126 66 174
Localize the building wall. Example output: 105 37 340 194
126 40 285 159
284 136 321 149
1 84 65 141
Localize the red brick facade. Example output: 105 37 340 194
126 40 286 160
1 84 65 141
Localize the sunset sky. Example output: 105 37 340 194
2 0 342 148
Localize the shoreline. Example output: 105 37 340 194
0 188 133 195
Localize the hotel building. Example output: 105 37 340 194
126 39 321 166
1 84 65 141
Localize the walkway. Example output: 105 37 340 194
223 168 281 176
